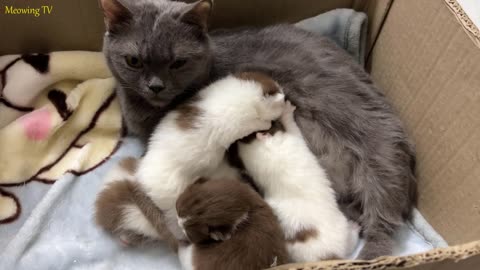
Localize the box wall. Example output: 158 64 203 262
353 0 393 54
369 0 480 244
0 0 353 54
0 0 105 54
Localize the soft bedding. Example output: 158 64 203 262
0 9 446 270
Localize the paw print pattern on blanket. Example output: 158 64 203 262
0 52 123 224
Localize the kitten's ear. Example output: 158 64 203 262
180 0 213 32
99 0 132 32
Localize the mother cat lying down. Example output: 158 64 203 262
100 0 417 259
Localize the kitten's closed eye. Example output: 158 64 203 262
170 59 188 69
125 56 143 68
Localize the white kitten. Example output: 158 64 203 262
136 72 285 240
238 101 359 262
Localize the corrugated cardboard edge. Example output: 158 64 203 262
353 0 394 57
267 240 480 270
444 0 480 48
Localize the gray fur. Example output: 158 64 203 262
102 0 417 259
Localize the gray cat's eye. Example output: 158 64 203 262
170 59 188 69
125 56 143 68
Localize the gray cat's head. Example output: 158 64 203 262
100 0 213 107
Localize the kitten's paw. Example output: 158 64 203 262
283 100 296 115
280 100 296 126
256 132 271 140
119 234 132 247
210 231 232 241
270 256 278 268
259 93 286 121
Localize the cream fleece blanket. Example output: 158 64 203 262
0 51 122 224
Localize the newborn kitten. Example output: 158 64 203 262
238 102 360 262
136 72 285 241
95 157 178 250
176 177 288 270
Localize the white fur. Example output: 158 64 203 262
135 75 285 240
178 244 194 270
238 103 359 262
119 205 160 239
177 216 190 237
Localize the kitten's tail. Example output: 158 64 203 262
128 180 180 252
103 157 179 251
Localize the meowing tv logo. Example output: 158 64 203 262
4 5 54 17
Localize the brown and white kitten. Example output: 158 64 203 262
176 177 289 270
94 157 178 251
100 0 417 259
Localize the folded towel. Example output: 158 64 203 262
296 9 368 66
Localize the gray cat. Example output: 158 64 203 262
100 0 417 260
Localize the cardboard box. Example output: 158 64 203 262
1 0 479 269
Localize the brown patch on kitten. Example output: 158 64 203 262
286 228 318 243
176 96 203 130
177 178 288 270
119 157 138 174
234 71 281 96
95 180 139 243
95 179 178 251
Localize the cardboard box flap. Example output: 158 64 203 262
368 0 480 243
269 240 480 270
353 0 394 56
445 0 480 48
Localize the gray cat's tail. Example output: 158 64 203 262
358 229 395 260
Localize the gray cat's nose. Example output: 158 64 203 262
148 84 165 94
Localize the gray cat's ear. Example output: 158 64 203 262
99 0 132 32
180 0 213 32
